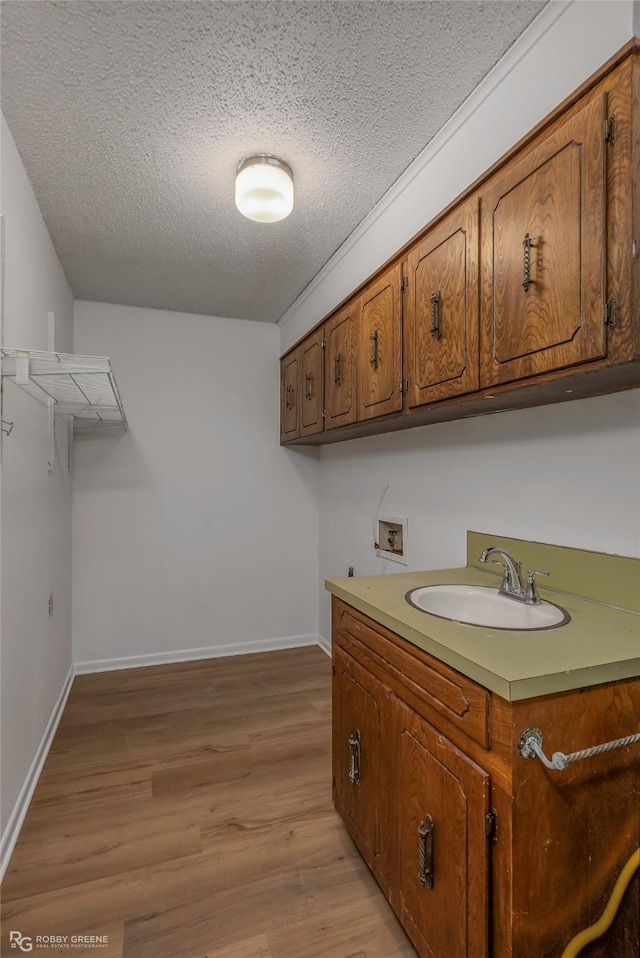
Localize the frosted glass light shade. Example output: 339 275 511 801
235 155 294 223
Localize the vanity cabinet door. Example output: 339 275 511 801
480 93 606 387
392 698 490 958
332 646 381 872
299 328 324 437
324 303 357 430
357 263 403 420
403 197 479 408
279 349 299 442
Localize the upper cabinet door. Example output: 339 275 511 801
480 94 606 387
324 303 357 430
357 264 403 421
280 350 299 443
403 197 479 408
299 329 324 438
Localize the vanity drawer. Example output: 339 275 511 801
333 598 490 749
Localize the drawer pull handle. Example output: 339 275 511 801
286 384 294 409
522 233 535 292
369 329 379 368
333 353 342 385
305 372 313 399
348 729 361 784
430 290 442 340
418 814 434 889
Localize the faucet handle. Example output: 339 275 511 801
525 569 550 604
485 557 509 585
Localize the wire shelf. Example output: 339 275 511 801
1 348 127 431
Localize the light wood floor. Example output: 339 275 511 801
1 646 415 958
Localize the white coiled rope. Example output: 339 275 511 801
519 727 640 771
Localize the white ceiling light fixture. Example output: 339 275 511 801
235 154 294 223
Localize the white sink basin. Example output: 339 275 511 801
406 584 569 631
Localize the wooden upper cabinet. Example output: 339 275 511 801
280 49 639 446
324 303 357 430
357 263 403 420
404 197 479 408
280 349 299 442
480 93 606 387
299 328 323 438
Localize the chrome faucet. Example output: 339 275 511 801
479 547 523 595
478 547 550 606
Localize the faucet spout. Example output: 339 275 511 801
479 546 524 597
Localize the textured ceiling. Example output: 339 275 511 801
1 0 546 323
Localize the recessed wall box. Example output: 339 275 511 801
375 515 408 565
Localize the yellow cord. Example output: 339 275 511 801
561 848 640 958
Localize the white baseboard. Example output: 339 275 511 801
0 663 75 881
75 633 323 674
317 633 331 657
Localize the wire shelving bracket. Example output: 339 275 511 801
1 348 127 433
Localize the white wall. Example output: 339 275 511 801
0 116 74 861
73 302 319 668
317 392 640 640
275 1 640 643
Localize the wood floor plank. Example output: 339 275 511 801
122 861 309 957
267 897 417 958
2 839 266 936
62 672 215 726
192 932 273 958
45 708 253 775
1 647 414 958
150 749 253 798
3 815 203 902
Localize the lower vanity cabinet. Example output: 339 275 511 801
333 599 492 956
331 596 640 958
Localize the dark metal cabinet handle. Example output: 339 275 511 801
348 729 361 785
369 329 379 368
305 372 313 399
522 233 535 292
430 290 442 340
333 353 342 385
286 384 294 409
418 815 434 888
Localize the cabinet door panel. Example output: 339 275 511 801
357 264 402 420
280 351 299 442
324 306 356 430
481 94 606 386
394 701 489 958
300 329 323 437
334 648 379 867
404 198 479 408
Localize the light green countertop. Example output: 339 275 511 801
325 564 640 702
